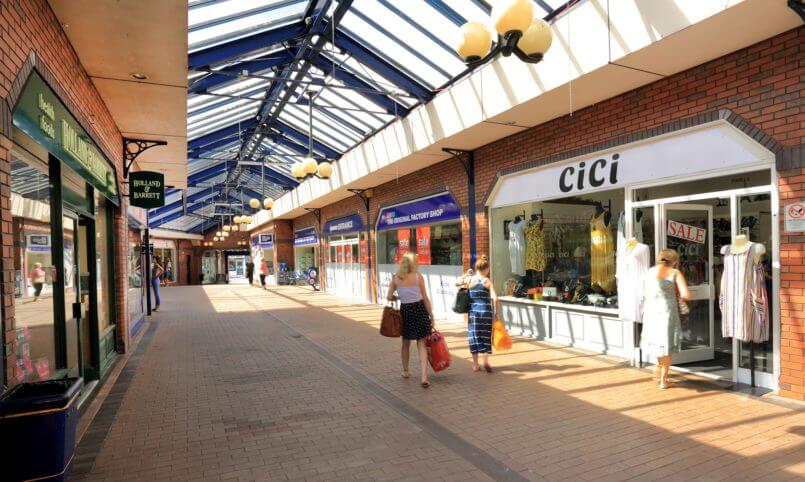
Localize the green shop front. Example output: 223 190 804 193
9 71 120 388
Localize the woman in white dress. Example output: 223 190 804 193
641 249 690 389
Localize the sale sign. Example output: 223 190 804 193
416 226 431 265
668 220 706 244
337 245 344 263
359 240 368 264
396 229 411 263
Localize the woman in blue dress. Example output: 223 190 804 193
467 256 499 373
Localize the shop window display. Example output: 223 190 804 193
377 222 462 266
491 189 624 308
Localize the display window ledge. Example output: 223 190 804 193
499 296 620 316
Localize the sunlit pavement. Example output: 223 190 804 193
72 284 805 481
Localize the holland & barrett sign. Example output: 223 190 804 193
12 72 119 203
129 171 165 208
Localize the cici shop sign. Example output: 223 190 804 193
129 171 165 209
12 72 118 202
667 220 706 244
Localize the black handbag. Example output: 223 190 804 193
452 288 470 313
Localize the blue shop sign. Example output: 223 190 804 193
293 227 318 247
377 193 461 231
324 214 364 237
258 233 274 248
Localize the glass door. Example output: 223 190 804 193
661 204 714 364
62 214 81 377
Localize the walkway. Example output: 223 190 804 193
72 285 805 481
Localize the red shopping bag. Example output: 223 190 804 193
425 330 451 372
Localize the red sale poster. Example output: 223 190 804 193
345 244 352 263
337 245 344 263
396 229 411 263
359 240 368 263
416 226 431 265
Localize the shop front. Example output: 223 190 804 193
151 239 176 285
127 208 146 337
376 192 464 323
251 233 276 285
10 71 121 384
487 121 780 390
293 226 319 277
323 214 368 301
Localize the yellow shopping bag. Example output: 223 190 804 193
492 320 512 351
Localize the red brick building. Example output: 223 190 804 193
261 26 804 400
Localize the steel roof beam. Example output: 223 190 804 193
149 188 220 220
189 0 307 33
241 0 349 161
242 164 298 187
188 118 258 151
189 52 293 94
310 56 408 116
188 20 306 69
329 28 431 100
274 120 341 159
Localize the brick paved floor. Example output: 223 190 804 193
76 285 805 481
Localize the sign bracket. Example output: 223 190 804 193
304 207 322 224
123 137 167 179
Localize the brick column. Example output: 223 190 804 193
0 133 16 387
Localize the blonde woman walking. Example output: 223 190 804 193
641 249 690 389
386 252 435 388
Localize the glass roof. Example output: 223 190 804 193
168 0 569 234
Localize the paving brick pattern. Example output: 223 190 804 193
80 285 805 481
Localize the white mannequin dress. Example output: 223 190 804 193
508 220 526 276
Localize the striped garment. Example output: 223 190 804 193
719 242 769 342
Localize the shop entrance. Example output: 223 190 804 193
227 255 247 282
63 212 95 380
630 169 777 388
662 204 715 365
326 235 364 300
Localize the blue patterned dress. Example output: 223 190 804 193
468 277 494 354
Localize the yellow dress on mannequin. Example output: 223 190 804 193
590 212 616 293
524 221 546 271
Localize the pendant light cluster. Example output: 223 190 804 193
292 90 332 181
456 0 553 67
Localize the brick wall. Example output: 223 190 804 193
284 27 804 399
0 0 129 386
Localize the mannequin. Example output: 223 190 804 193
617 237 650 323
525 213 546 271
508 217 526 276
720 233 768 342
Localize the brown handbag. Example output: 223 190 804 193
380 301 401 338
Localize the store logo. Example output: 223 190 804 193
559 154 620 193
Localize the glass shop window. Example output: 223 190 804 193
490 189 625 308
11 150 57 381
377 223 462 266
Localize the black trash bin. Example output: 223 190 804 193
0 378 82 481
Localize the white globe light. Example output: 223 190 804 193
317 161 333 179
303 156 318 175
518 18 553 59
249 198 260 209
263 198 274 210
292 162 305 179
456 22 492 61
223 225 231 232
492 0 534 36
213 237 219 242
232 225 239 232
234 215 242 224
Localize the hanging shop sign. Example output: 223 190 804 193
129 171 165 209
667 220 706 244
377 193 461 231
258 233 274 248
488 123 774 208
416 226 431 265
12 72 119 203
784 201 805 233
324 214 364 236
293 227 318 247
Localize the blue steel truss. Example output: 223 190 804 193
170 0 569 231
